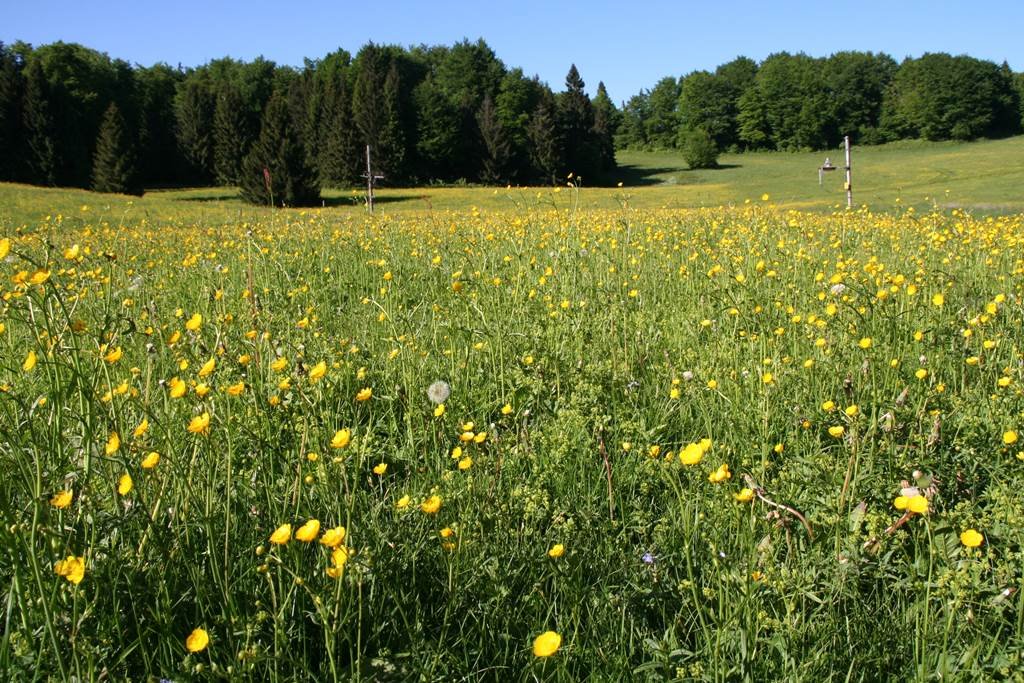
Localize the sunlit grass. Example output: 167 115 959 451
1 190 1023 680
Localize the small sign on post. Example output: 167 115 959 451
363 145 385 213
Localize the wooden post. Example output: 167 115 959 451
844 135 852 209
364 147 372 214
363 145 385 214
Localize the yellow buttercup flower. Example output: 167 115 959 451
50 489 73 509
907 495 928 514
548 543 565 558
421 495 442 514
828 425 845 438
309 360 327 381
132 418 149 438
295 519 321 542
395 494 411 510
373 462 388 475
185 627 209 653
532 631 562 657
269 523 292 545
1003 430 1018 445
117 473 133 495
103 346 123 363
735 488 754 503
187 412 210 434
225 381 245 396
23 350 37 372
330 429 351 449
355 387 372 401
105 432 120 455
0 237 9 259
319 526 346 548
270 357 288 372
960 529 983 548
141 451 160 469
185 313 202 331
708 463 731 483
54 555 86 585
168 377 187 399
197 357 215 377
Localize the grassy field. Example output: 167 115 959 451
2 136 1024 226
1 146 1024 680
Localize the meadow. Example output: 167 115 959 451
1 169 1024 680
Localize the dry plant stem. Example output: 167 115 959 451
743 474 813 539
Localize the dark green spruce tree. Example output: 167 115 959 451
557 64 598 179
529 89 562 183
239 91 319 207
22 59 57 186
213 85 247 185
318 73 359 187
0 43 24 181
376 61 405 181
591 82 618 172
91 102 139 194
476 93 512 183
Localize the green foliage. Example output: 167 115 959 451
21 59 57 186
528 89 562 183
317 72 359 188
644 76 681 149
476 94 512 183
882 53 1020 141
0 42 25 181
212 86 247 185
239 91 319 207
91 102 138 194
680 127 718 169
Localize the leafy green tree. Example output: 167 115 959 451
495 68 544 182
92 102 139 194
239 91 319 206
882 53 1019 141
681 127 718 169
615 91 650 149
822 52 897 144
678 58 755 151
737 52 831 150
1015 72 1024 129
644 76 681 149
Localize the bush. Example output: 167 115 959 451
682 127 719 169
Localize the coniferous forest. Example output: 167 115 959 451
0 39 1022 205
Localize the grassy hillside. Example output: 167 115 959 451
1 136 1023 227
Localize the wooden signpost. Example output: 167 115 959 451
363 145 384 213
819 135 853 209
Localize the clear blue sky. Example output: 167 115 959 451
4 0 1022 104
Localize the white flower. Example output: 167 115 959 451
427 380 451 404
681 371 694 382
830 283 846 296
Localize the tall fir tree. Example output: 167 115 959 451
557 65 599 180
591 82 618 172
0 43 24 181
376 61 405 181
22 59 57 186
318 73 359 187
91 102 139 194
477 94 512 183
239 91 319 207
351 44 384 148
175 78 214 181
528 89 562 183
212 85 247 185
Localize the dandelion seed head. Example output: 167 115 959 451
427 380 451 404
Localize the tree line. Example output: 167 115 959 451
617 51 1024 156
0 40 617 204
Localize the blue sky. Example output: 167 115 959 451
4 0 1022 103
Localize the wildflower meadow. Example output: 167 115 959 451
2 192 1023 680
